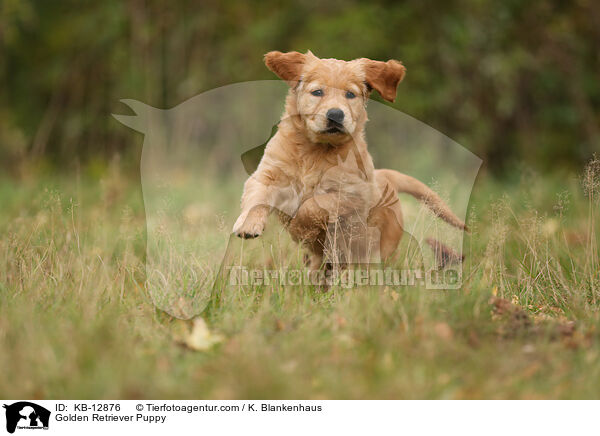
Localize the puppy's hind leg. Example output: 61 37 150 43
370 172 404 262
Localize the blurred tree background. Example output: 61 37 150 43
1 0 598 177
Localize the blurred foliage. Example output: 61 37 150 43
0 0 598 175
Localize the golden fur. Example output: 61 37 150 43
233 51 466 269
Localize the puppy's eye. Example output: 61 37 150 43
311 89 324 97
345 91 356 99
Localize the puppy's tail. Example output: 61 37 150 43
376 169 468 231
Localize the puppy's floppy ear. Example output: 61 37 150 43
361 59 406 102
264 51 305 85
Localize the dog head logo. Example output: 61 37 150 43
3 402 50 434
113 65 481 318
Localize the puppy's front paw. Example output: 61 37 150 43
233 213 265 239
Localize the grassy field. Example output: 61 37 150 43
1 158 599 399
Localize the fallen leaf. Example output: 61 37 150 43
179 317 224 351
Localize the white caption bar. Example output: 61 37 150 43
1 400 597 435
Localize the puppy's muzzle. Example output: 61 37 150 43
324 108 345 133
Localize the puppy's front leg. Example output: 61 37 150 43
233 176 271 239
233 171 298 239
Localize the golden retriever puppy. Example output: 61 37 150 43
233 50 466 269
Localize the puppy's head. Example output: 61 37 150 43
265 51 406 144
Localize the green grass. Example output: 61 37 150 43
1 159 599 399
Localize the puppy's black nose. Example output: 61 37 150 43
326 108 344 125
